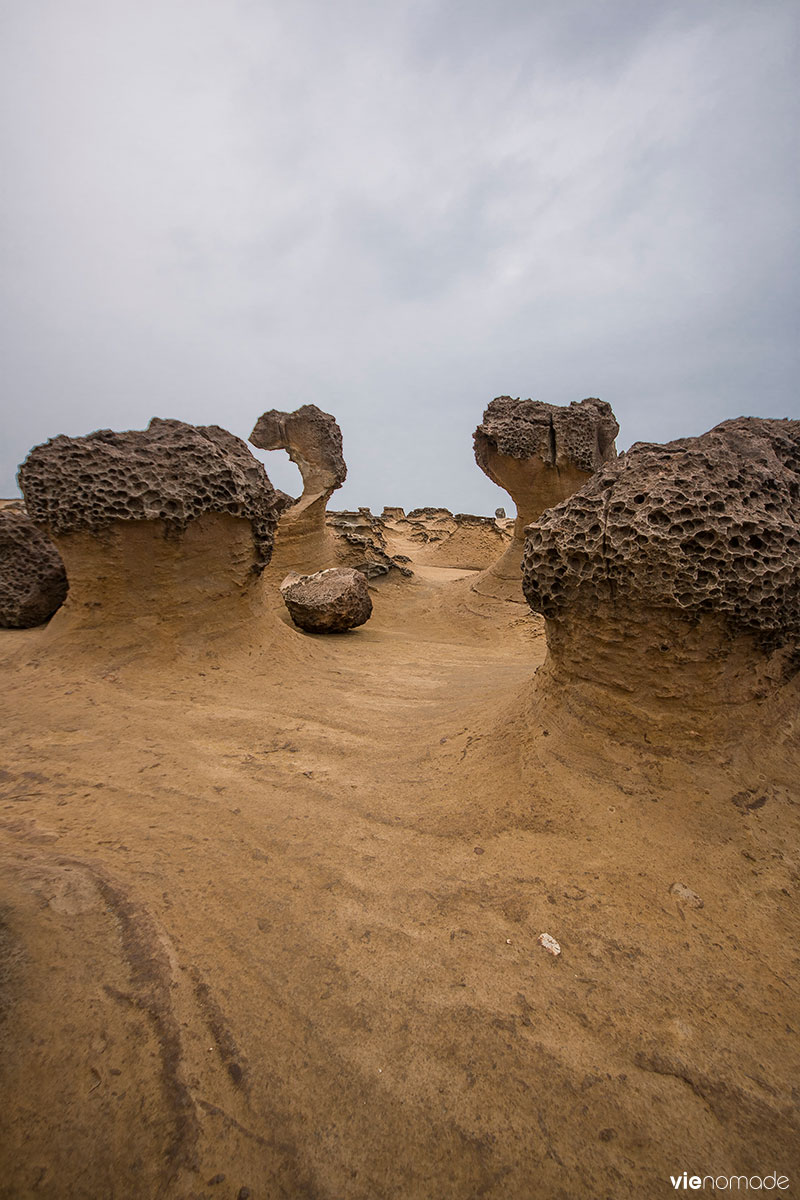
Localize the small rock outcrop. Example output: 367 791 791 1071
327 508 413 578
522 416 800 750
0 503 68 627
250 404 346 574
17 419 281 644
280 567 373 633
473 396 619 600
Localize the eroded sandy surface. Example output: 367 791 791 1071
1 570 798 1199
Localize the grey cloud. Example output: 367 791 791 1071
1 0 798 513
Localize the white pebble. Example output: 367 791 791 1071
537 932 561 956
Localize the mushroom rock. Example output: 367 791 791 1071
0 502 68 628
522 416 800 765
472 396 619 601
249 404 346 574
17 418 281 649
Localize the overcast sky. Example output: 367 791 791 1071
1 0 798 513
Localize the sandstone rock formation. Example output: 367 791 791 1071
280 567 373 633
522 416 800 752
327 508 413 579
250 404 346 574
0 502 68 627
17 418 281 646
375 508 511 572
473 396 619 600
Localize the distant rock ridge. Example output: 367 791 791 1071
472 396 619 600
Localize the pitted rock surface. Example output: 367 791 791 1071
471 396 618 600
249 405 346 502
0 503 68 627
280 567 372 633
18 418 280 571
475 396 618 478
523 417 800 644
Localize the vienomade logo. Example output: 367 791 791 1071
669 1173 790 1191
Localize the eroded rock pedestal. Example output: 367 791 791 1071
250 404 346 574
473 396 618 600
18 418 281 654
522 417 800 765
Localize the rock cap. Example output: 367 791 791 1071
18 418 280 571
523 416 800 644
249 404 346 502
475 396 619 475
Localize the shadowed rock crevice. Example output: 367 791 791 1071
472 396 619 600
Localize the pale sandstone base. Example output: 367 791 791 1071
265 494 341 577
42 512 274 659
530 608 799 779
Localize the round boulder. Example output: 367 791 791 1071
280 567 372 633
0 503 68 628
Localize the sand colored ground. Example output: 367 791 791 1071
380 512 512 573
1 559 799 1199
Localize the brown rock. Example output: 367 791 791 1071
0 503 68 627
522 416 800 749
19 418 279 570
250 404 346 574
327 508 413 578
472 396 618 600
17 419 281 645
523 416 800 640
280 567 372 633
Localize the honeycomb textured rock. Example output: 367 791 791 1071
18 418 280 571
522 417 800 644
0 503 68 627
475 396 619 474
